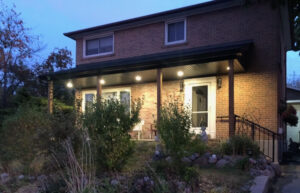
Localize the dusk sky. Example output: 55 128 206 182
3 0 300 81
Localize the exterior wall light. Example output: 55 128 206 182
177 71 184 77
66 81 73 88
226 66 230 71
135 75 142 81
100 79 105 85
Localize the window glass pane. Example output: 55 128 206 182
85 94 95 111
99 35 113 53
120 91 130 113
167 21 185 42
86 39 99 55
168 23 177 42
192 86 208 112
192 113 208 127
102 92 117 101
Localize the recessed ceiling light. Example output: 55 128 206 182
66 81 73 88
100 79 105 84
177 71 184 77
226 66 230 70
135 75 142 81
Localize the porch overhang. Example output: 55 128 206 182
41 40 253 88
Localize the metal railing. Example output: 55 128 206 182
217 115 283 162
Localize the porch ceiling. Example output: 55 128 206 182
72 59 242 89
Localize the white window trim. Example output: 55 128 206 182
165 18 187 46
81 87 131 113
184 77 216 139
83 32 114 58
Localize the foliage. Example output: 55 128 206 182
0 106 51 167
221 135 260 157
186 138 207 155
0 1 39 107
83 98 142 171
282 105 299 126
234 157 251 170
156 101 192 160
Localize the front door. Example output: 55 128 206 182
184 77 216 138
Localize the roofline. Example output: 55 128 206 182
40 39 253 80
287 87 300 92
64 0 245 40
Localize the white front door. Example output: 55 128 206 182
184 77 216 138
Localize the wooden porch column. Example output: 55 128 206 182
96 75 102 100
157 69 163 124
228 59 235 137
48 80 53 114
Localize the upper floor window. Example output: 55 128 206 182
84 34 114 57
165 19 186 45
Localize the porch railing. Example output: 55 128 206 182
217 115 284 162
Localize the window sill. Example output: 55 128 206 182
162 41 188 48
83 53 115 60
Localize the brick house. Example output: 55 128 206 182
44 0 292 160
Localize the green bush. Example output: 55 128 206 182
83 98 141 171
156 102 192 160
221 135 260 157
0 107 51 169
0 104 79 174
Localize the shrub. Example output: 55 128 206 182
83 98 141 171
282 105 298 126
0 106 52 169
156 102 192 160
221 135 260 157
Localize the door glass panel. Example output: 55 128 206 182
192 86 208 112
192 85 208 127
192 113 208 127
85 93 95 111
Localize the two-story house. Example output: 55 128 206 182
44 0 292 161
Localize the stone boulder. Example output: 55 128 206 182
216 159 230 168
0 173 10 184
208 154 218 164
194 156 208 166
181 157 192 166
271 163 281 177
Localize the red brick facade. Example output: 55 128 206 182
73 2 286 139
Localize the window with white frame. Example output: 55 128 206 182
165 19 186 45
85 34 114 57
82 88 131 113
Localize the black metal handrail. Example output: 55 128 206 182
217 115 282 162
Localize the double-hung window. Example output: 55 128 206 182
82 88 131 113
165 19 186 45
85 34 114 57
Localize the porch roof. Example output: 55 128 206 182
42 40 253 84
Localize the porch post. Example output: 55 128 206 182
48 80 53 114
96 75 102 100
157 69 162 124
228 59 235 137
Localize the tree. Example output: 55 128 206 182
0 2 39 108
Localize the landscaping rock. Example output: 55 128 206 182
249 158 257 165
216 159 229 168
271 163 281 177
208 154 217 164
18 174 25 180
189 153 199 161
250 168 262 177
203 152 211 159
111 179 119 186
0 173 9 184
194 156 208 166
181 157 192 165
165 156 173 163
266 165 275 179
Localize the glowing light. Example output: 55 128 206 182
135 75 142 81
177 71 184 77
66 81 73 88
226 66 230 70
100 79 105 84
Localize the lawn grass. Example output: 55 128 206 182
122 140 156 173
